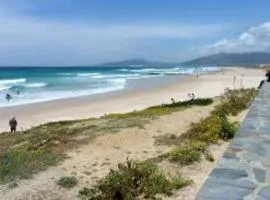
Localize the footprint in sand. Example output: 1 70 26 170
91 176 99 180
92 162 98 167
100 161 111 167
83 171 92 176
71 171 77 176
156 150 163 154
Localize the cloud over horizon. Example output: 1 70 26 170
0 5 225 66
1 1 270 65
200 22 270 55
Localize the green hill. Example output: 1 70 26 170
182 52 270 66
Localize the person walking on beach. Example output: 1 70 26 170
9 117 18 133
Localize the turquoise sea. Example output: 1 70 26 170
0 66 219 107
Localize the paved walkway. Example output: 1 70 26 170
196 83 270 200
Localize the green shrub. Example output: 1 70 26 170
78 187 97 199
205 153 215 162
213 88 257 116
57 176 78 189
188 140 208 153
0 150 62 182
78 159 192 199
169 145 201 165
220 116 238 139
105 98 213 119
183 115 222 144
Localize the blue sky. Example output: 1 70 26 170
1 0 270 66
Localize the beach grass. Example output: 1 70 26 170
155 88 256 166
0 98 213 184
77 88 257 199
57 176 78 189
78 159 192 200
0 88 257 199
104 98 213 119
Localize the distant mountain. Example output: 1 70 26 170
101 59 178 67
182 52 270 66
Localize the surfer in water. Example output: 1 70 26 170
5 93 12 101
16 89 20 95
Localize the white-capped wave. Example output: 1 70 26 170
91 73 140 79
126 68 157 73
0 78 26 85
58 73 74 76
77 72 101 77
106 78 126 84
0 85 11 91
0 85 125 107
24 82 47 88
119 66 219 76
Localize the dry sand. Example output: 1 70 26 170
0 100 249 200
0 67 264 132
0 99 218 200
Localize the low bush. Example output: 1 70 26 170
105 98 213 119
169 144 201 165
205 153 215 162
0 150 63 182
167 88 256 167
213 88 257 116
78 159 192 200
57 176 78 189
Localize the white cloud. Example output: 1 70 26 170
200 22 270 55
0 3 225 65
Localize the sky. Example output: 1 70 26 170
1 0 270 66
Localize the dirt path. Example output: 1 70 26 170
0 102 245 200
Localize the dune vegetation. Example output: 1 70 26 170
0 97 213 183
77 88 257 200
0 88 257 200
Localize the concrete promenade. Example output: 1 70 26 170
196 83 270 200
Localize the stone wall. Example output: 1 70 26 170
196 83 270 200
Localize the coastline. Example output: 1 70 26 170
0 67 263 132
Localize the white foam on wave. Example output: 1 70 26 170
120 68 157 73
0 84 125 107
106 78 126 84
0 78 26 85
77 72 101 77
89 74 140 81
58 72 74 76
0 85 10 91
119 66 219 76
24 82 47 88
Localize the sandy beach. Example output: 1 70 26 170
0 67 264 132
0 66 262 200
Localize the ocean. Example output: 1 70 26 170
0 66 219 107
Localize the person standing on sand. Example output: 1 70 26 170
233 75 236 89
9 117 18 133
